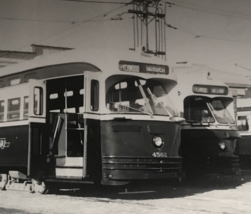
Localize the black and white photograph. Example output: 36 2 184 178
0 0 251 213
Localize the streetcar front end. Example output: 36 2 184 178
180 86 240 176
99 62 184 185
169 70 241 177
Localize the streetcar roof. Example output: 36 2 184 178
172 68 232 98
0 48 175 80
174 69 228 87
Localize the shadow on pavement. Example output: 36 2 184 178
46 174 251 200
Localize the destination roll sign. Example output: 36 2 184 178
193 84 228 95
119 60 169 75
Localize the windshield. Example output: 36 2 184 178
106 76 178 117
184 96 235 124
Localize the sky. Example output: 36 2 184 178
1 0 251 77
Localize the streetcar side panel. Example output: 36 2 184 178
0 125 29 170
236 102 251 170
0 84 30 174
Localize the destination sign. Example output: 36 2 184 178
210 87 226 94
193 84 228 95
193 86 209 94
119 60 169 75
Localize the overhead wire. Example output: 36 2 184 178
162 2 251 45
0 17 75 23
165 22 251 45
162 0 251 21
0 16 127 23
0 1 131 58
62 0 130 4
47 3 131 44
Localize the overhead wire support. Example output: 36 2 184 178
132 4 136 50
128 0 166 57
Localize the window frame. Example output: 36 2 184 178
34 87 43 116
91 80 99 111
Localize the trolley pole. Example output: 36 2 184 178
143 1 149 52
128 0 166 57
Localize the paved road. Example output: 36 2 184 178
0 176 250 214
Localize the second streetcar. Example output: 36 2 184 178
169 69 240 176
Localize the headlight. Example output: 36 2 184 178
153 135 164 147
219 142 226 150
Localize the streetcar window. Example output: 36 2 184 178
115 82 127 89
50 93 58 99
237 116 249 131
23 96 29 119
34 87 43 115
9 77 20 86
134 79 146 86
80 89 84 95
47 76 84 114
106 76 178 116
209 99 235 124
24 73 37 82
0 100 4 122
64 91 73 97
184 96 215 123
7 98 20 120
91 80 99 111
184 97 235 124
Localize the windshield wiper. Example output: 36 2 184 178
146 87 173 118
136 82 154 117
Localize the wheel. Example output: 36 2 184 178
31 179 48 194
0 174 8 190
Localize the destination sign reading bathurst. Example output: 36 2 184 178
119 60 169 74
193 84 228 95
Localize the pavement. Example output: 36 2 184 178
0 176 250 214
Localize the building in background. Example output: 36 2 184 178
172 64 251 99
0 44 73 68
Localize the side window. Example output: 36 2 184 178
64 90 75 113
7 98 20 120
9 77 21 86
237 116 249 131
34 87 43 115
79 89 85 112
0 101 4 122
91 80 99 111
23 96 29 119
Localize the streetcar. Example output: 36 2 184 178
0 49 184 193
236 98 251 171
168 69 240 176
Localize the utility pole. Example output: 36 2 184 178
128 0 166 58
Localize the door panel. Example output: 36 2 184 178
28 123 47 179
28 79 46 179
46 76 86 179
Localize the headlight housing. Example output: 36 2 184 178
219 141 226 150
152 135 164 147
